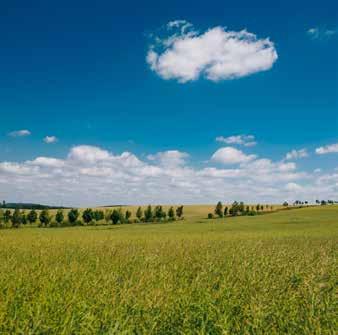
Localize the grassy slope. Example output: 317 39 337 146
0 206 337 334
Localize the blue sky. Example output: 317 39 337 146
0 0 337 206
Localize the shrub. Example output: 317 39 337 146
207 213 214 219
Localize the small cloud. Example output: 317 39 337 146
315 143 338 154
216 135 257 147
314 168 322 173
43 136 58 144
285 148 308 160
211 147 256 165
8 129 31 137
307 27 337 40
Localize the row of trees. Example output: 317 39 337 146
0 205 184 228
208 201 273 219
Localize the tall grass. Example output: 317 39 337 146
0 206 336 334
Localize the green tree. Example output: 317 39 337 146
11 209 22 228
68 209 79 225
4 210 11 223
256 204 260 211
125 210 132 222
21 213 27 225
144 205 153 222
223 206 228 216
39 209 51 227
136 207 143 221
214 201 223 218
27 209 38 225
154 206 164 221
55 210 64 226
168 206 175 220
176 205 184 219
111 209 120 224
93 210 104 222
82 208 94 224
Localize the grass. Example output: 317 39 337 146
0 206 337 334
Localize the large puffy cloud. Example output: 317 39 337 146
0 145 336 206
147 21 278 83
315 143 338 155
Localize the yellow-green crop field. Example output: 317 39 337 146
0 206 337 334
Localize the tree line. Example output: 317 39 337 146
208 201 274 219
0 205 184 229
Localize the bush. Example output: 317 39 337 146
207 213 214 219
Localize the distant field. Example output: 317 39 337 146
0 206 336 334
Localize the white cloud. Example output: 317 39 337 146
68 145 111 163
285 182 303 192
307 27 337 39
285 148 308 160
216 134 256 147
211 147 256 164
8 130 31 137
315 143 338 155
0 144 336 206
147 150 189 167
43 136 58 144
147 21 278 83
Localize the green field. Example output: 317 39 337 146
0 206 337 334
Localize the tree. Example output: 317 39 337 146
223 207 228 216
136 207 143 221
82 208 94 224
246 206 250 214
4 210 11 223
125 210 132 222
260 205 264 211
21 213 27 225
214 201 223 218
176 205 184 219
238 202 245 213
144 205 153 222
283 201 289 207
68 209 79 225
93 210 104 222
154 206 164 221
111 209 120 224
207 213 213 219
27 209 38 225
55 210 64 225
256 204 260 211
11 209 22 228
39 209 51 227
168 206 175 220
230 201 240 216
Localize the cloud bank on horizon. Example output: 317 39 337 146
147 20 278 83
0 142 337 207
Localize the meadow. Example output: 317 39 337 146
0 205 337 334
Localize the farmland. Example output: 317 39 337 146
0 205 337 334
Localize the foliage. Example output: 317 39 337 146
82 208 94 224
68 209 79 224
39 210 51 227
27 210 38 224
55 210 64 225
214 201 223 218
